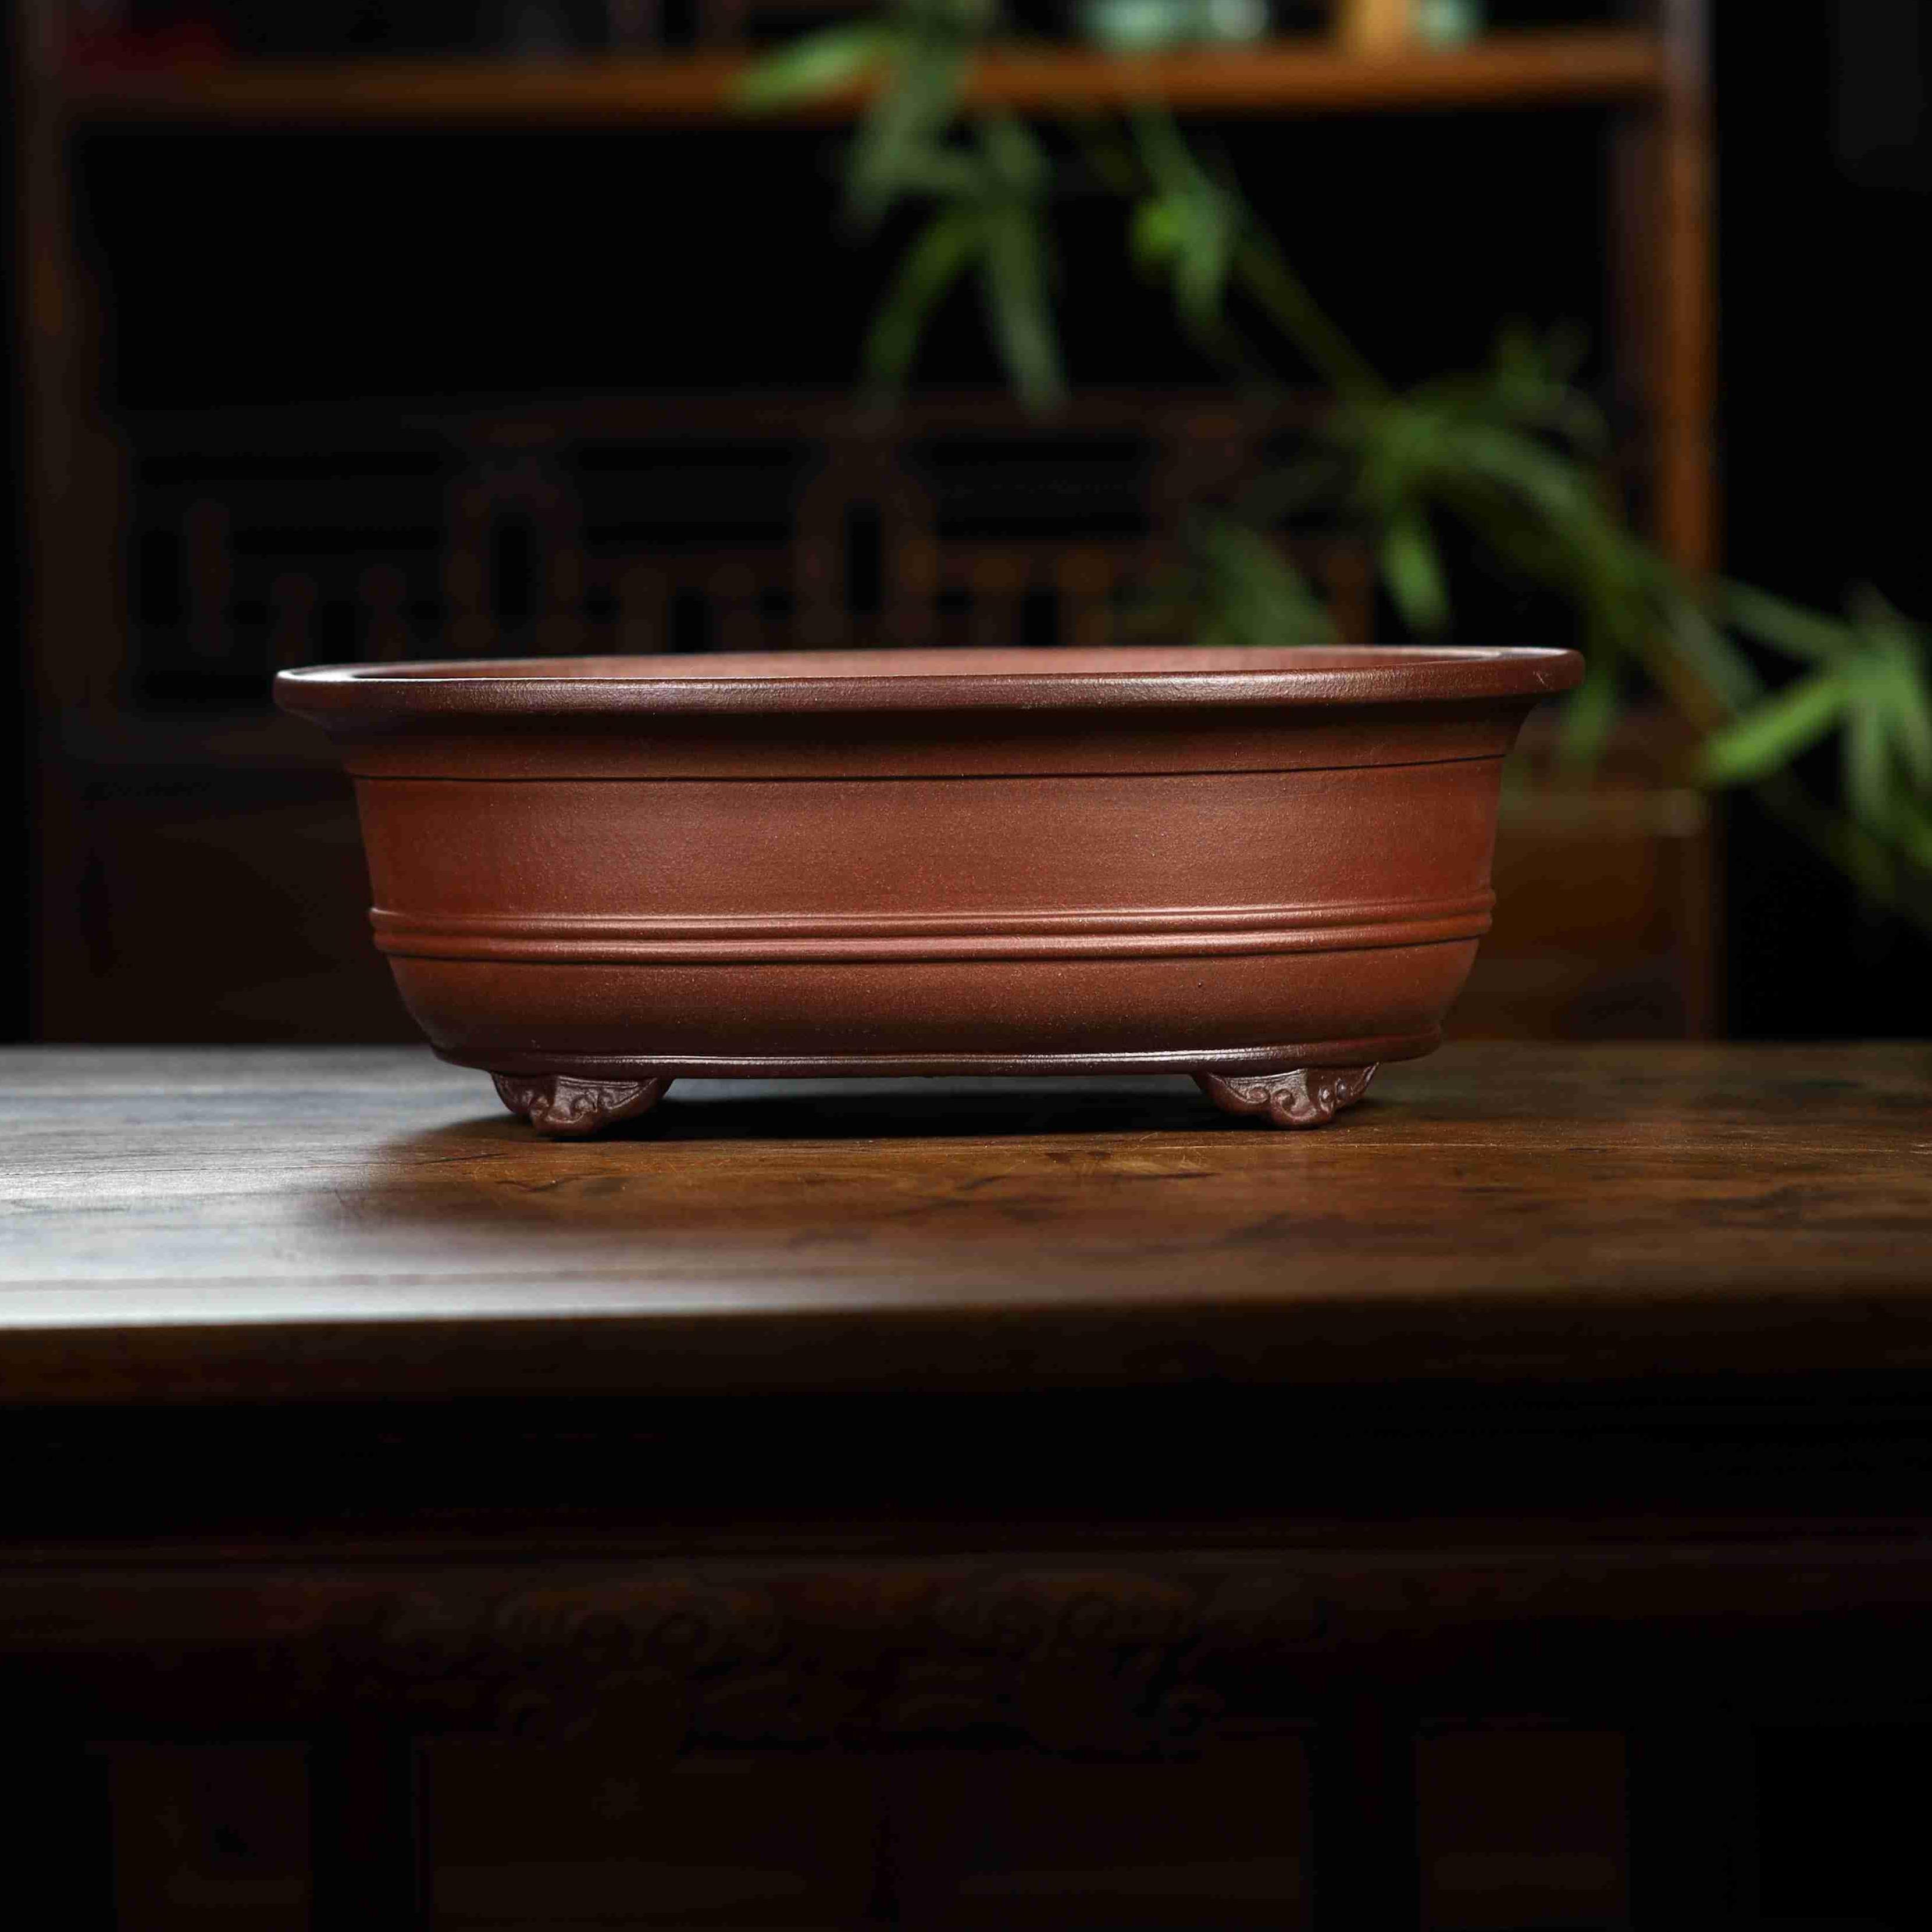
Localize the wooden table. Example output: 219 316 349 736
5 1043 1932 1928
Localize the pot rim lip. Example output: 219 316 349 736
277 644 1583 722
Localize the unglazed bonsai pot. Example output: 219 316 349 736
277 646 1581 1135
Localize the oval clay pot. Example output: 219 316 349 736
277 646 1582 1134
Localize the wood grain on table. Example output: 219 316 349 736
3 1043 1929 1405
5 1041 1932 1899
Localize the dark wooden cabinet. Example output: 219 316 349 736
6 1043 1932 1926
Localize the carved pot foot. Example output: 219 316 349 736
491 1073 672 1138
1195 1065 1377 1130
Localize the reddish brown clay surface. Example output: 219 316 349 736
277 647 1581 1133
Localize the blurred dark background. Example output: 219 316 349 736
5 6 1932 1922
5 0 1929 1046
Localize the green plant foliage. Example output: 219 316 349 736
1378 512 1451 636
1127 112 1238 328
853 114 1064 407
737 1 1932 931
1699 670 1848 783
974 117 1063 405
730 20 896 109
747 3 1064 405
1710 587 1932 875
846 34 971 225
863 203 984 385
1128 512 1335 648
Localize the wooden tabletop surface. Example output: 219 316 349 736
3 1043 1930 1406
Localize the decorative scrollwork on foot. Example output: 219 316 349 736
491 1073 672 1138
1195 1065 1377 1129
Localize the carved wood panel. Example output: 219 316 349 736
10 1535 1932 1748
121 391 1366 710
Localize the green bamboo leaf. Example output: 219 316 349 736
977 203 1064 409
733 21 895 110
1699 669 1848 786
1192 515 1332 645
846 38 968 227
867 145 986 197
1895 799 1932 871
1878 638 1932 793
1844 687 1894 834
1468 325 1606 451
978 111 1049 195
863 205 983 390
1129 197 1182 274
1452 420 1605 527
1844 592 1932 793
1847 583 1912 639
1556 644 1620 771
1125 109 1238 326
1354 398 1448 505
1380 513 1450 636
1662 593 1766 715
1128 106 1199 198
1721 580 1853 663
912 0 998 32
1232 228 1386 400
1169 191 1234 327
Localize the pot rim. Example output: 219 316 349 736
277 644 1582 724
